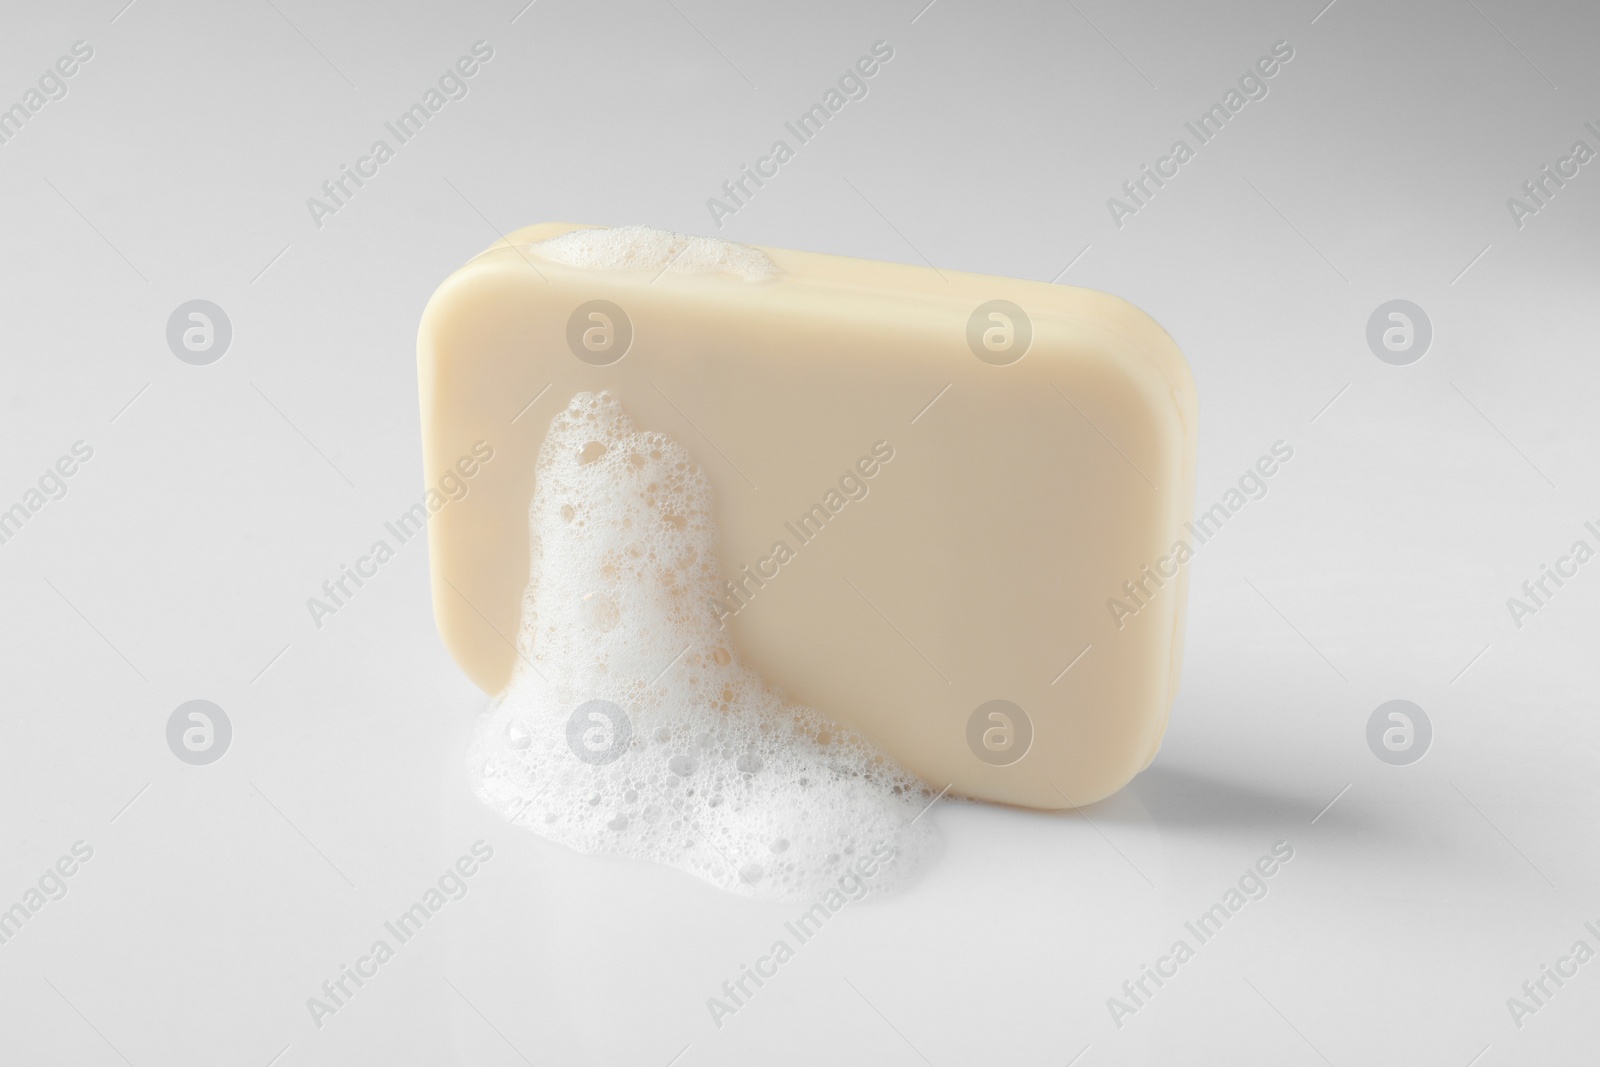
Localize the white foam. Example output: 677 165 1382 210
527 225 776 282
469 392 937 900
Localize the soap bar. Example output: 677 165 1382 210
418 224 1196 809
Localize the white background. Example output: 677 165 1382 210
1 0 1596 1063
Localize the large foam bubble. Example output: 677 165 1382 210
469 392 937 900
527 225 776 282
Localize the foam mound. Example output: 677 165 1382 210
527 224 776 281
469 391 937 900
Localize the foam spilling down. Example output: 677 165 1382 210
527 225 776 282
469 392 937 900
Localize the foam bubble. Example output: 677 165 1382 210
528 225 776 282
469 392 937 900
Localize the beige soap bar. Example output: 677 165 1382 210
418 224 1196 809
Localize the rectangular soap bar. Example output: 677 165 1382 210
418 224 1196 809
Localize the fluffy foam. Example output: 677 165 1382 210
469 392 937 900
528 225 776 282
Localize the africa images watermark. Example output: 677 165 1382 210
1505 117 1599 230
306 441 494 628
706 40 895 228
1107 840 1295 1028
306 840 495 1029
705 841 899 1029
0 440 94 548
1504 521 1593 630
1504 518 1600 630
0 40 94 148
1106 40 1296 229
0 841 95 948
1106 441 1294 630
305 41 495 229
706 440 895 625
1503 917 1600 1030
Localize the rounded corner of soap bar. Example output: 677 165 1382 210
1035 283 1195 417
996 713 1171 812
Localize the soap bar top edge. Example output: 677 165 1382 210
439 222 1194 414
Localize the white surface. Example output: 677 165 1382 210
1 0 1596 1064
